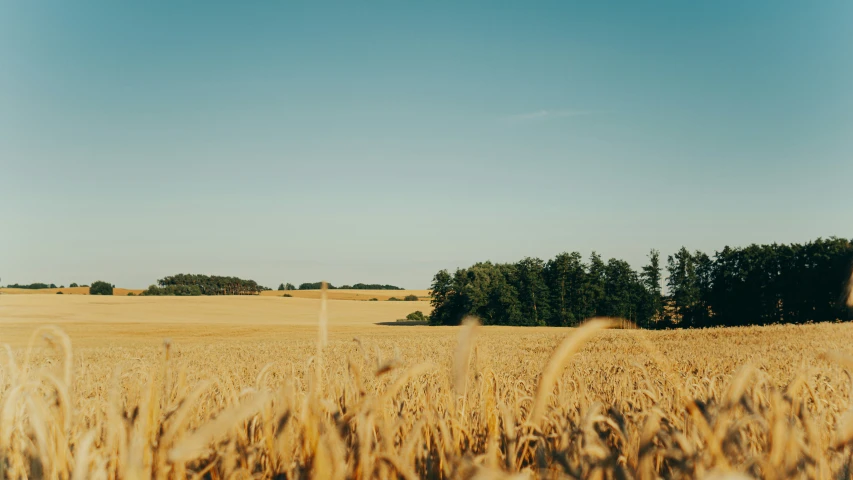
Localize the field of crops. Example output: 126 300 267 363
2 295 853 479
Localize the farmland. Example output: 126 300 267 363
0 293 431 347
2 294 853 478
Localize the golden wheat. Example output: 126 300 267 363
2 296 853 478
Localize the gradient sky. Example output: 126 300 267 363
1 1 852 289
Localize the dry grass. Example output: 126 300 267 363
2 295 853 478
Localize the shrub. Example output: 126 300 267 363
127 292 135 296
396 311 429 323
369 298 378 301
388 297 401 301
141 285 160 296
282 293 293 298
56 291 63 295
89 281 114 296
404 294 419 301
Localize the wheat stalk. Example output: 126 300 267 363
528 318 612 426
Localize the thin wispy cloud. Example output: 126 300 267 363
502 109 595 122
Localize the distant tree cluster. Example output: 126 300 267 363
4 282 88 290
5 283 54 289
142 274 267 296
278 283 296 291
297 282 403 290
344 283 404 290
430 238 853 328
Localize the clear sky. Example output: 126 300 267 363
1 1 852 289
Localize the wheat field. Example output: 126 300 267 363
2 294 853 479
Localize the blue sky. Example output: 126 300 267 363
1 1 852 289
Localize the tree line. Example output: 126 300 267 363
429 238 853 328
3 283 92 289
3 275 406 296
2 282 110 294
295 282 404 290
143 274 269 296
4 282 57 289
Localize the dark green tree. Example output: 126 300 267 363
693 251 714 327
512 258 551 326
484 264 523 325
545 252 586 326
429 270 456 325
585 252 606 318
667 247 699 326
601 258 640 325
640 249 663 327
89 281 114 296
